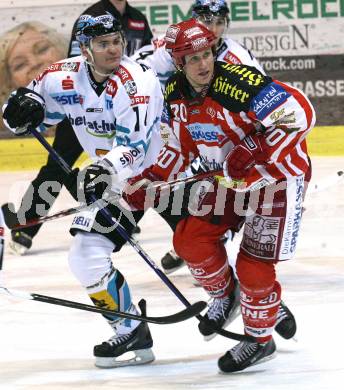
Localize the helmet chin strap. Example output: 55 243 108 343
85 46 116 78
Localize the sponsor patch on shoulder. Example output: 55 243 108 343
252 83 291 121
36 62 80 82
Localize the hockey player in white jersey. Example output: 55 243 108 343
2 13 163 368
133 0 265 274
132 0 264 89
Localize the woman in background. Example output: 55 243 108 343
0 21 68 132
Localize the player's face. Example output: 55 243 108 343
8 28 63 87
90 33 124 74
196 14 227 45
183 48 215 91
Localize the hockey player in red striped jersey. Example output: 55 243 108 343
124 19 315 372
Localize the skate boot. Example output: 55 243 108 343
275 300 297 339
161 249 186 274
9 230 32 255
218 338 276 373
198 282 240 341
94 300 155 368
1 203 18 229
131 225 141 236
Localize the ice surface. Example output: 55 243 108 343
0 157 343 390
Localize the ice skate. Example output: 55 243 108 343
9 231 32 256
161 249 186 274
275 300 297 339
94 301 154 368
198 282 240 341
218 338 276 373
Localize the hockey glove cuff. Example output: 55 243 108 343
3 88 46 135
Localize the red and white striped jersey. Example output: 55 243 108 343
152 62 316 191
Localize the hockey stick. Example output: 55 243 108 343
153 169 344 194
9 163 343 231
0 286 205 325
7 197 117 231
29 127 253 342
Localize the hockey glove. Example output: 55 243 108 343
82 163 112 205
223 134 269 184
123 168 164 210
2 88 45 135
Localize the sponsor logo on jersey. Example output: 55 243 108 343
86 108 103 113
72 216 91 228
200 156 223 171
223 51 242 65
128 19 145 30
119 148 141 166
213 76 250 103
36 62 80 81
0 227 4 236
124 80 137 96
221 63 265 87
116 66 137 95
252 83 291 121
187 123 228 146
67 114 116 138
106 79 118 98
164 80 177 99
51 92 83 105
62 76 74 90
190 109 200 115
206 107 216 118
61 62 79 72
281 176 304 257
130 95 150 105
242 215 281 259
116 65 131 82
271 110 297 126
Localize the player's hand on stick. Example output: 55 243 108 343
123 168 164 210
82 163 112 205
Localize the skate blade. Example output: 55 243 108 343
203 304 241 342
219 351 277 374
8 241 29 256
95 348 155 368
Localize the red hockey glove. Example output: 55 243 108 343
123 168 164 210
223 134 269 183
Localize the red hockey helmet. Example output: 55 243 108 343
165 19 216 66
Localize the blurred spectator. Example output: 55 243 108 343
69 0 153 57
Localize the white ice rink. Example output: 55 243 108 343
0 156 344 390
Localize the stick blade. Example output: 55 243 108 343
149 301 207 324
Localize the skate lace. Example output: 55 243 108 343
106 332 132 346
207 296 231 321
276 302 288 324
230 341 259 363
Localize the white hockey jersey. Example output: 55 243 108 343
131 36 265 87
22 56 163 181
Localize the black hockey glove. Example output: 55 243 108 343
3 87 45 135
82 163 112 205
